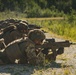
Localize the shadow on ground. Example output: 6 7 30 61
0 62 72 75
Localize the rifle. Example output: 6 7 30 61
35 38 76 60
36 38 76 49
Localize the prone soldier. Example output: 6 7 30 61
0 22 28 47
0 20 43 49
0 29 74 65
0 19 22 28
0 18 41 31
0 29 46 65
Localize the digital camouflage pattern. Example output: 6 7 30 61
0 38 45 65
25 38 45 65
0 29 46 65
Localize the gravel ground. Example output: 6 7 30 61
0 33 76 75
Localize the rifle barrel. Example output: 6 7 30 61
71 42 76 45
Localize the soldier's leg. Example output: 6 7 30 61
0 51 11 64
0 52 5 64
0 59 5 65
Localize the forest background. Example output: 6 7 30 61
0 0 76 41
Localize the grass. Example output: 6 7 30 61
0 11 76 42
26 18 76 42
0 11 71 41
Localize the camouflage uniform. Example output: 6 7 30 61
0 29 45 65
25 39 45 65
0 19 28 30
0 23 28 46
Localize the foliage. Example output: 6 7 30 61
0 11 26 20
0 0 76 17
27 14 76 42
0 0 76 41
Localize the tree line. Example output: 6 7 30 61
0 0 76 17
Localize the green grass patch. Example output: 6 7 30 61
0 11 76 42
27 17 76 42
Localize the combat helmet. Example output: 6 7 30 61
3 25 17 34
28 29 46 41
17 22 29 32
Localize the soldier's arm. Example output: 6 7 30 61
25 44 37 65
25 44 45 65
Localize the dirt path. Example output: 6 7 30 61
0 33 76 75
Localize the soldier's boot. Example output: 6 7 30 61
57 47 64 55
